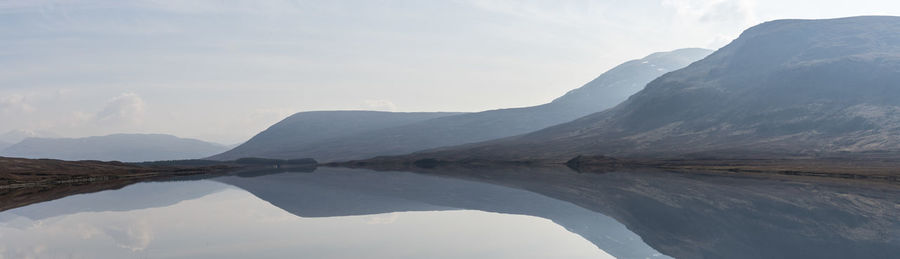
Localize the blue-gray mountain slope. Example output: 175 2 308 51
215 48 711 162
2 133 228 162
210 111 463 161
409 16 900 161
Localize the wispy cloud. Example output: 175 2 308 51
361 99 397 112
0 94 35 114
464 0 613 26
662 0 759 25
96 92 146 127
0 0 309 15
3 0 899 143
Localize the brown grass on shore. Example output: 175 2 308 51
0 157 233 187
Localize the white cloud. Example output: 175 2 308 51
0 94 35 114
361 99 397 112
112 219 153 252
96 92 146 127
659 0 761 48
0 91 149 138
465 0 605 26
3 0 900 142
662 0 759 25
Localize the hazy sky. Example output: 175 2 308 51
2 0 900 144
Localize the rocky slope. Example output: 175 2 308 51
405 16 900 161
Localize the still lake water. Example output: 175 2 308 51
1 167 899 258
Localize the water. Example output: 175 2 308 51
1 167 898 258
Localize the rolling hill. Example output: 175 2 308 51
214 48 711 162
209 111 462 160
0 129 57 144
2 133 230 162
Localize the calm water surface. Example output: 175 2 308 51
1 167 898 258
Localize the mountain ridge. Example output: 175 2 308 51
388 16 900 162
2 133 229 162
209 111 463 161
215 48 711 162
0 129 58 144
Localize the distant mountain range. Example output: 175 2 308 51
212 48 711 162
0 129 57 153
26 16 897 164
0 129 58 144
398 16 900 162
1 134 229 162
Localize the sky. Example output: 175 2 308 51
2 0 900 144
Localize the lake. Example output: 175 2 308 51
1 166 898 258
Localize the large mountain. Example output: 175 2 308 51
213 48 711 162
403 16 900 162
1 133 229 162
209 111 462 160
0 141 10 151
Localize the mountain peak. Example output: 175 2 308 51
683 16 900 86
551 48 712 105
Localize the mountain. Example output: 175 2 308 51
214 48 711 162
209 111 462 160
404 16 900 162
0 129 57 144
1 133 229 162
0 140 10 151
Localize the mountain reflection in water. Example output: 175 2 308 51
1 166 898 259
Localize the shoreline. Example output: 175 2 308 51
0 156 318 189
330 156 900 184
4 155 900 213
